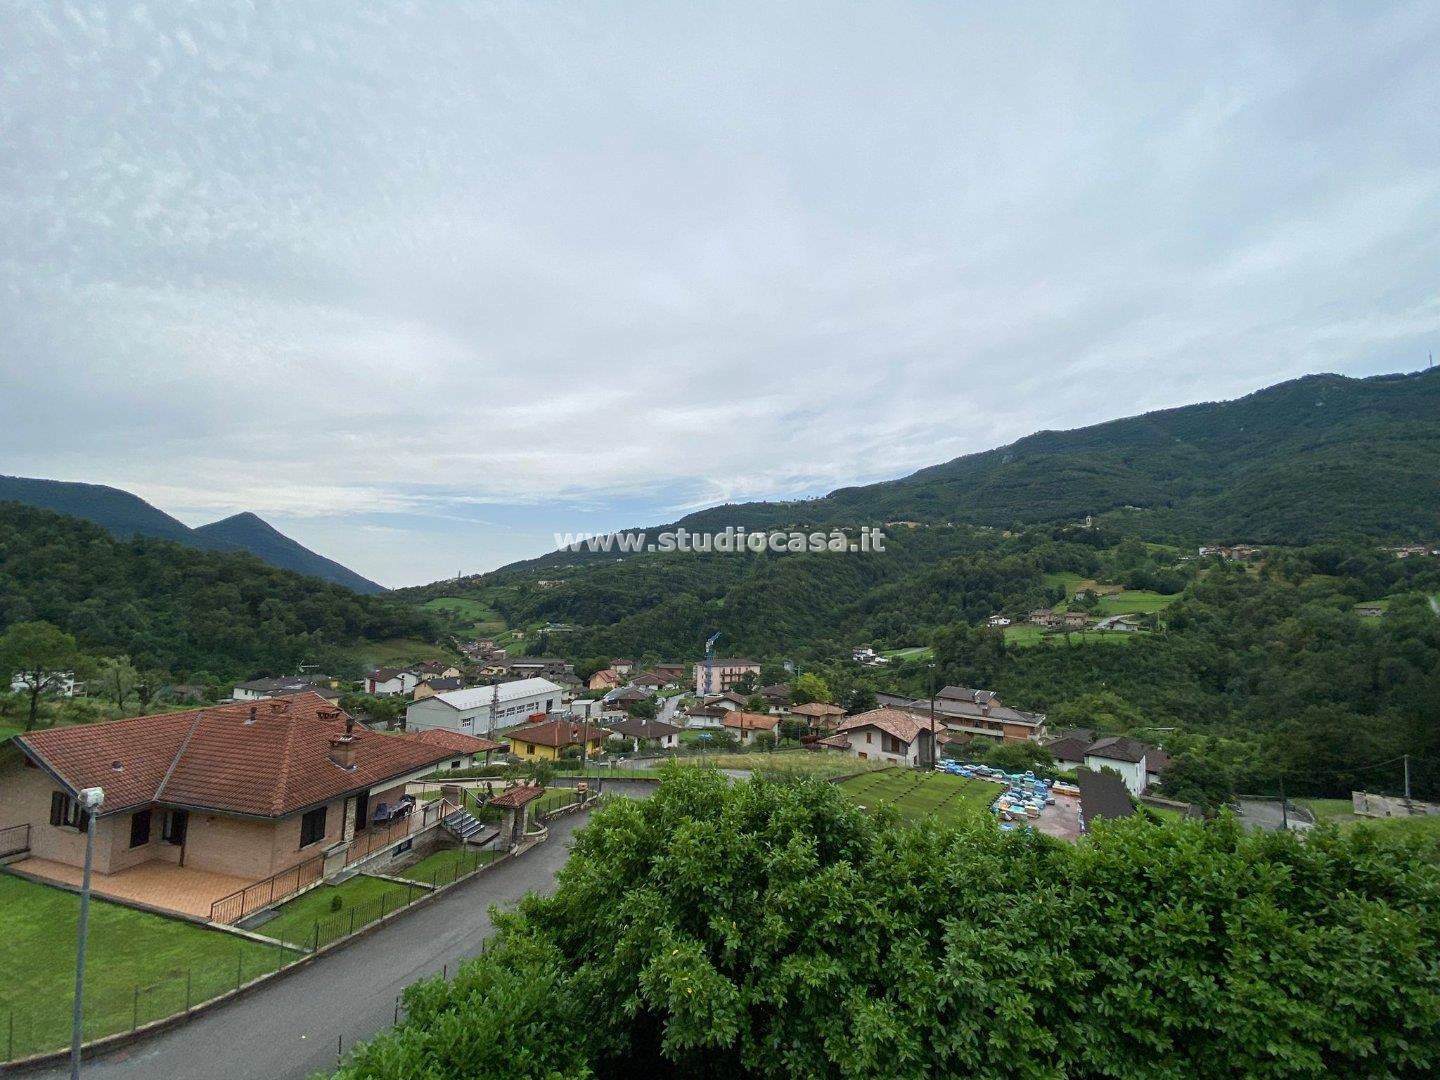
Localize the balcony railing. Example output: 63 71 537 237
344 798 455 867
210 852 325 925
0 823 30 859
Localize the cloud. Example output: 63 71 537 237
2 2 1438 585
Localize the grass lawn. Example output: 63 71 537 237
422 596 506 635
699 752 888 780
1094 590 1177 616
341 637 460 670
1005 625 1144 648
0 875 290 1055
398 847 499 885
258 874 412 949
836 768 997 827
1295 799 1440 861
0 722 21 744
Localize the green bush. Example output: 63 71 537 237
335 768 1440 1079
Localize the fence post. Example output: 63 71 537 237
132 986 139 1031
235 951 243 990
313 920 320 951
350 909 356 936
185 969 192 1013
381 891 389 918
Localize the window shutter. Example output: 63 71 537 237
50 791 64 827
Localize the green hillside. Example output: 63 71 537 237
0 476 383 593
0 503 435 679
194 512 383 594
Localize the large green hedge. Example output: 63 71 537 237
336 768 1440 1079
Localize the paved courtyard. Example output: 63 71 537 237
11 857 253 920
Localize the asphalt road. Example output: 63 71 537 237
43 812 592 1080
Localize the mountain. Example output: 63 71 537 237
0 503 434 678
408 367 1440 661
0 476 383 593
194 512 384 594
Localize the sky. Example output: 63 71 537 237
2 2 1438 587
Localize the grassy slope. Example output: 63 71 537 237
837 768 996 827
260 875 402 947
0 875 285 1054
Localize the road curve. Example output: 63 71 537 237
39 812 591 1080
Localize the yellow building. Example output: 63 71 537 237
504 719 607 761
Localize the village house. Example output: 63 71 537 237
692 658 761 696
605 716 682 752
402 728 506 771
824 708 937 767
502 719 606 761
413 660 462 681
610 658 635 675
405 678 565 736
366 667 420 697
506 657 574 680
790 701 847 730
629 671 668 689
756 683 792 713
986 615 1011 627
1081 736 1152 795
1062 611 1091 628
411 677 465 700
588 667 623 691
722 711 780 745
650 663 688 684
682 704 729 729
231 674 336 702
877 686 1046 744
0 693 458 920
1029 609 1059 627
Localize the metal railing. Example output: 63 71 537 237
344 798 455 867
0 823 30 858
209 853 325 925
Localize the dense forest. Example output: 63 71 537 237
334 769 1440 1079
0 503 436 680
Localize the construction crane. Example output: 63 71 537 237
702 632 721 697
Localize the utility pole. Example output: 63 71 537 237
1404 754 1412 800
928 662 937 771
1278 776 1288 831
71 786 105 1080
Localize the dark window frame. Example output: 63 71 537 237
49 791 90 832
129 808 152 848
299 805 328 848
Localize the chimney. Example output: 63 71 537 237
329 733 357 771
345 715 355 736
247 705 257 725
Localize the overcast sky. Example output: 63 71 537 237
3 3 1438 587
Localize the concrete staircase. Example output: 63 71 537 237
442 808 497 846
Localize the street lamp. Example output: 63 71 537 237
71 785 103 1080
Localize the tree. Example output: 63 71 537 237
0 621 80 730
790 672 831 706
978 739 1055 775
96 655 139 710
134 668 168 712
335 769 1440 1079
626 696 658 720
843 686 877 714
750 731 777 752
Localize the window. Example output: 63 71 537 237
865 732 873 744
129 809 152 848
49 791 89 831
525 743 535 755
162 810 188 846
299 806 328 848
451 758 461 769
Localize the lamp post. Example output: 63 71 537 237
71 785 104 1080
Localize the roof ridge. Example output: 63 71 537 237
153 709 206 801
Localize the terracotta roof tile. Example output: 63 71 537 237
489 785 547 808
15 693 453 819
836 707 935 745
402 729 505 754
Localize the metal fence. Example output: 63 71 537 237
0 823 30 859
209 852 325 924
3 846 503 1064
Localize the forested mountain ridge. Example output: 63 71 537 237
0 503 434 679
0 476 383 592
194 512 383 594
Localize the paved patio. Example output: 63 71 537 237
11 857 254 920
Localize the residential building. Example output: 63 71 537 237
1076 767 1135 831
506 658 574 680
402 728 505 771
0 693 456 919
588 668 623 691
366 668 419 697
9 671 83 698
1082 736 1151 795
703 690 750 713
827 708 937 767
412 677 465 700
682 705 728 729
1355 603 1386 618
1063 611 1091 628
232 674 334 702
610 658 635 675
1029 609 1059 627
503 719 606 761
413 660 462 681
692 658 761 696
722 711 780 745
756 683 792 712
405 678 565 737
606 717 681 752
790 701 846 730
986 615 1011 627
851 645 881 664
876 686 1045 744
630 671 667 689
651 663 688 684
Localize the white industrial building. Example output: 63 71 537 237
405 678 565 735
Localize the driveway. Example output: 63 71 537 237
37 813 592 1080
1232 798 1313 832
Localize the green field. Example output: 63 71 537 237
1004 624 1143 648
422 596 506 635
342 637 459 670
881 646 933 661
1094 590 1177 615
0 875 291 1057
1295 800 1440 861
836 768 997 827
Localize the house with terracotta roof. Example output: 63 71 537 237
721 711 780 745
0 693 458 920
790 701 847 729
876 686 1045 744
402 728 506 771
367 667 419 696
605 717 682 752
502 719 606 761
588 667 623 691
827 708 938 767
